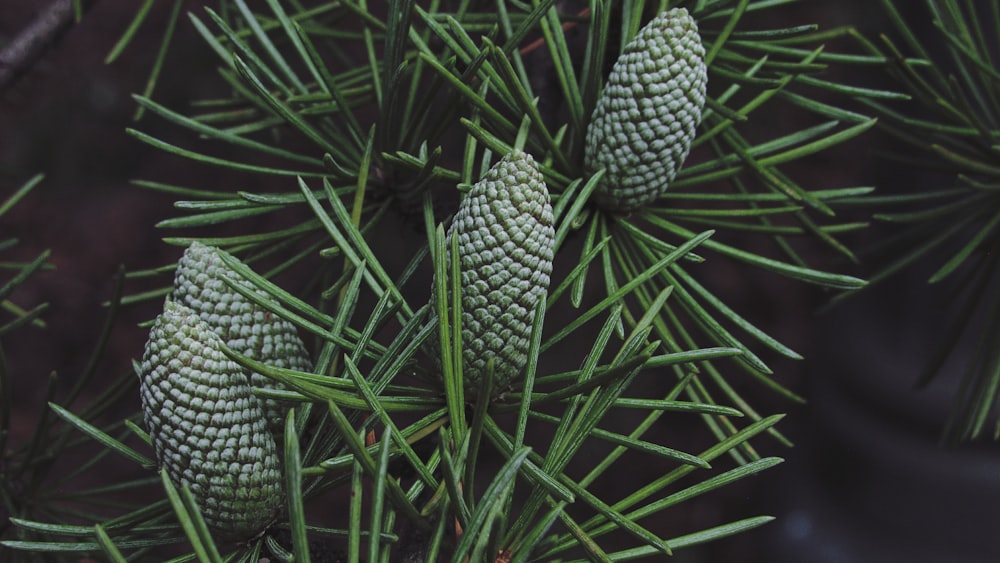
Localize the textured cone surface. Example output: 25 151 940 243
436 150 555 396
140 301 284 539
173 241 311 438
585 7 707 212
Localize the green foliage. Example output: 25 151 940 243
0 175 50 338
843 0 1000 442
0 176 138 560
3 0 899 560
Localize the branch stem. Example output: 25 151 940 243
0 0 98 92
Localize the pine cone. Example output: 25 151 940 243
172 241 311 439
434 150 555 396
585 7 708 212
139 301 284 539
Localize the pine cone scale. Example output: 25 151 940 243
172 242 312 441
140 301 284 539
434 150 555 397
586 8 708 212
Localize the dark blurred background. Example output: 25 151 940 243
2 1 998 561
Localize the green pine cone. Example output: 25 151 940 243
435 150 555 396
172 241 311 438
585 7 707 212
139 301 284 539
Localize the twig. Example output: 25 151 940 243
0 0 98 93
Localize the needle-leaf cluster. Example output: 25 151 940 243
2 0 896 559
841 0 1000 442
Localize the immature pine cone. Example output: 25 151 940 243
172 241 311 439
435 150 555 396
585 7 708 212
139 301 284 539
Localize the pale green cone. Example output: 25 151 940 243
434 150 555 396
172 241 311 439
585 7 708 212
139 301 284 539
